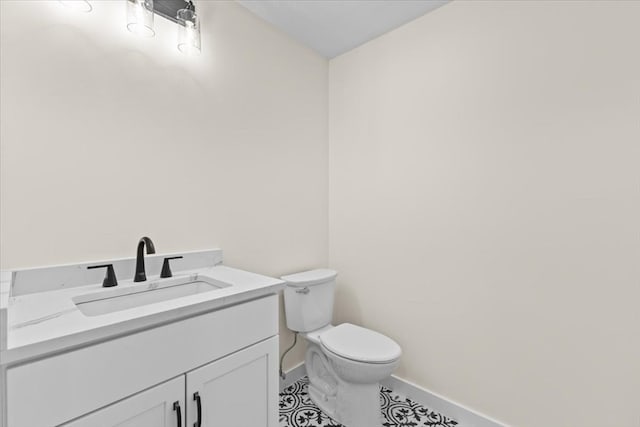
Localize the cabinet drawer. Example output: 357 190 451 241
6 295 278 427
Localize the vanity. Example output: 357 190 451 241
0 249 284 427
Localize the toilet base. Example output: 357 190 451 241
334 381 382 427
305 343 384 427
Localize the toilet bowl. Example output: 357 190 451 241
302 324 401 427
282 270 402 427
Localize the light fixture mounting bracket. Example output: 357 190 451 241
153 0 192 24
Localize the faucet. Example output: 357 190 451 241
134 236 156 282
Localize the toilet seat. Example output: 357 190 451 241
319 323 401 364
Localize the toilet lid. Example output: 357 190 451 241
281 269 337 287
319 323 401 364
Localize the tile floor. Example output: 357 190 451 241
279 376 458 427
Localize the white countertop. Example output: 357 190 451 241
0 253 284 365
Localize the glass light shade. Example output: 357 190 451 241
177 7 201 55
58 0 92 12
127 0 155 37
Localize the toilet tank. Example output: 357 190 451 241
281 269 338 332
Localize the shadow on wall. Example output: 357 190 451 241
333 279 364 327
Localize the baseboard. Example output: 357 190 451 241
279 362 307 392
381 375 509 427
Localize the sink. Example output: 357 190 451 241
73 274 231 317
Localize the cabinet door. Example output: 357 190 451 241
62 376 185 427
186 336 278 427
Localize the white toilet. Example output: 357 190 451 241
282 269 401 427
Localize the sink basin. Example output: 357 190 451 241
73 274 231 317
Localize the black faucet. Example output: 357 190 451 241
134 236 156 282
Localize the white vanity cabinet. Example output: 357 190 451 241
62 337 278 427
4 294 280 427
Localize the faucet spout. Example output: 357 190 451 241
134 236 156 282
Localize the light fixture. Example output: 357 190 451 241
176 1 201 55
122 0 203 55
127 0 155 37
58 0 92 13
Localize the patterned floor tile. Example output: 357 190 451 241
279 376 458 427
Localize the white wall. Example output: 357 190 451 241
0 0 327 370
329 1 640 427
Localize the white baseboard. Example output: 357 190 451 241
279 362 307 392
381 375 509 427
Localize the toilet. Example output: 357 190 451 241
281 269 401 427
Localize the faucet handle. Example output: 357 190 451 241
87 264 118 288
160 256 183 279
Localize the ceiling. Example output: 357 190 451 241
237 0 449 58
